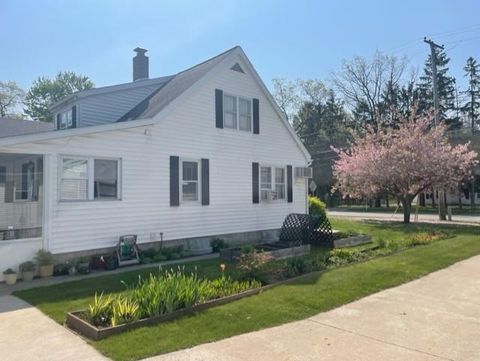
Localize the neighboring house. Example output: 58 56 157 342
0 46 311 280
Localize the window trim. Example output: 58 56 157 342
179 159 201 204
223 93 253 132
259 164 286 202
58 109 73 130
13 161 35 202
58 155 121 202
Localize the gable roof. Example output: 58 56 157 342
0 46 311 161
49 75 174 111
118 46 239 122
0 117 54 138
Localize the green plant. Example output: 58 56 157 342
87 293 113 328
210 238 227 253
405 231 449 247
376 238 388 248
53 263 69 276
284 257 312 278
240 244 254 254
327 248 362 266
19 261 35 272
77 263 90 275
35 250 54 266
3 268 16 275
237 249 273 279
309 196 327 218
111 297 140 327
141 248 158 259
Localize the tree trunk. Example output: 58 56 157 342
374 197 381 208
401 197 412 223
431 188 435 208
385 192 390 208
458 194 462 210
419 193 426 207
471 180 476 209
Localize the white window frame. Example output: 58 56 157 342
223 93 253 132
58 109 73 130
58 155 121 202
13 161 35 202
180 159 201 204
260 165 286 202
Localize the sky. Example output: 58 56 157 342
1 0 480 94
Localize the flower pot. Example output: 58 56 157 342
4 273 17 285
22 271 34 282
39 264 54 278
68 266 77 276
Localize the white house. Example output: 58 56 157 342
0 46 311 280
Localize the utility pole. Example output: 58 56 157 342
424 37 447 220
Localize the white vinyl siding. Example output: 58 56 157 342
4 56 308 254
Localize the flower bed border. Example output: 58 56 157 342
334 234 372 248
66 271 320 340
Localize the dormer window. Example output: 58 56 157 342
223 94 252 132
57 105 77 130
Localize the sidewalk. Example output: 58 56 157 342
0 295 108 361
146 255 480 361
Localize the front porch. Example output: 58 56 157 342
0 153 45 280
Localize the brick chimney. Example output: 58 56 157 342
133 47 149 81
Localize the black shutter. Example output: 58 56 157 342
252 162 259 204
201 158 209 205
287 165 293 203
56 113 61 130
215 89 223 128
72 105 77 128
253 98 259 134
170 156 180 207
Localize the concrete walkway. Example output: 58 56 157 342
328 209 480 225
147 255 480 361
0 295 107 361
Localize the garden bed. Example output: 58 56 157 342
66 287 263 340
333 234 372 248
66 271 319 340
220 242 310 262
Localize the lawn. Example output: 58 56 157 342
14 219 480 361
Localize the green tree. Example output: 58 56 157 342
0 80 25 118
417 49 459 128
461 57 480 133
24 71 94 122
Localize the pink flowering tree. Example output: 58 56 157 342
332 114 478 223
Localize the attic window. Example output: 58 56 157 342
230 63 245 73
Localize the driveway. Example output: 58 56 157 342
0 295 107 361
146 255 480 361
328 209 480 225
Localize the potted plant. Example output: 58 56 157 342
3 268 17 285
19 261 35 282
35 250 54 278
76 257 91 275
67 260 77 276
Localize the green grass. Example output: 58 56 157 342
333 204 480 215
14 219 480 361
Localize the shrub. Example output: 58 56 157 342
35 250 54 266
53 263 69 276
327 248 361 266
140 248 157 259
309 196 327 218
376 238 387 248
406 231 449 247
3 268 16 275
237 249 273 279
19 261 35 272
284 257 312 278
210 238 227 253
